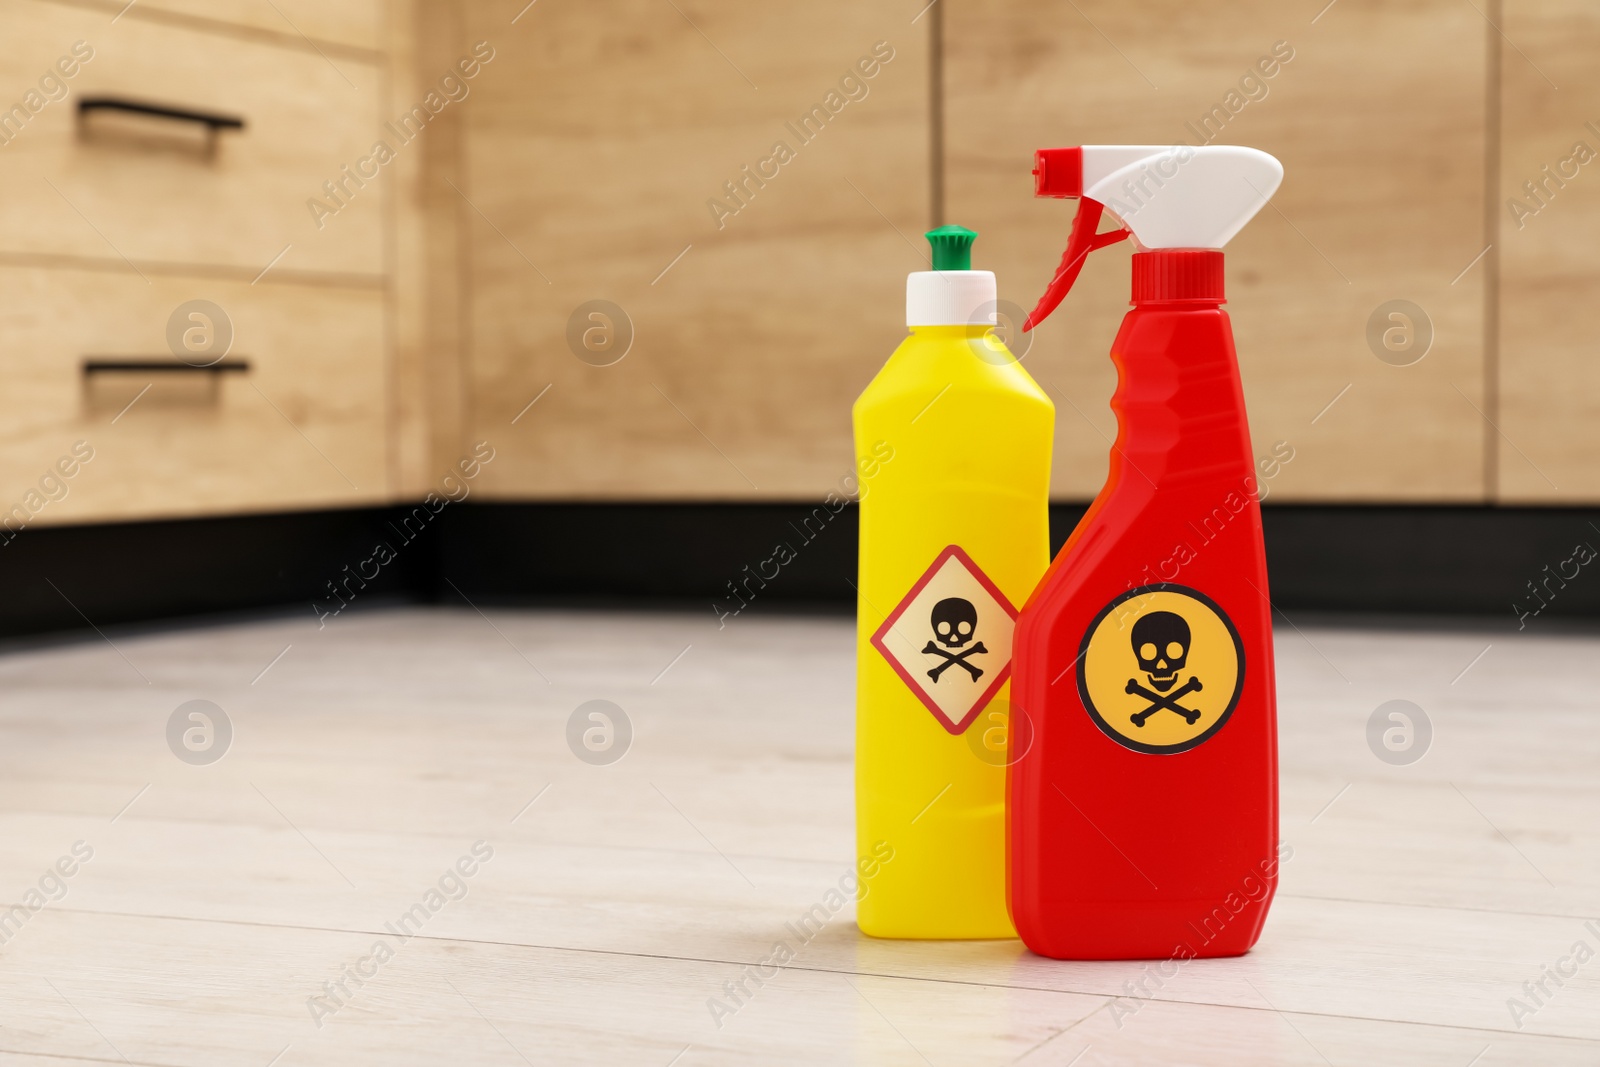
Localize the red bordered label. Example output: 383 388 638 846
870 545 1018 735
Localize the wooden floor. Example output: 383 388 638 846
0 605 1596 1065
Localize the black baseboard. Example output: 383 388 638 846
0 508 438 641
441 503 1600 629
0 501 1594 640
1257 506 1598 621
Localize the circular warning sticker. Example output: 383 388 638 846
1077 584 1245 755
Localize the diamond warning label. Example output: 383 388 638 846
870 545 1018 735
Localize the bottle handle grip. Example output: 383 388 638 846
1023 199 1128 332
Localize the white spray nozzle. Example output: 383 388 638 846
1079 144 1283 250
1025 144 1283 329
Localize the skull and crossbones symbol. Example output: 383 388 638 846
922 597 987 682
1125 611 1203 727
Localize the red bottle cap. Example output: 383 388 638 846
1130 250 1225 304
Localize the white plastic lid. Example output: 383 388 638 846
906 270 996 327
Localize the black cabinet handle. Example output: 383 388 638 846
77 97 245 133
83 358 250 375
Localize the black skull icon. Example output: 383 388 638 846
1133 612 1189 691
923 597 987 682
1125 611 1203 727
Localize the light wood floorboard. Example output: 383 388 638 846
0 607 1595 1063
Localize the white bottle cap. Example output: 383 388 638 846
906 270 997 327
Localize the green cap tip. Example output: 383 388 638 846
926 225 977 271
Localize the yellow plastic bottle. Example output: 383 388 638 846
853 226 1054 938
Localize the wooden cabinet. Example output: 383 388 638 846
456 0 930 500
0 0 1594 518
448 0 1546 506
0 0 402 524
130 0 384 53
944 0 1492 503
1498 0 1600 502
0 0 385 277
0 268 388 524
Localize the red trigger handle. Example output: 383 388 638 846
1023 200 1129 332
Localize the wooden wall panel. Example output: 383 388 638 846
459 0 931 500
945 0 1491 502
1497 0 1600 502
385 0 469 496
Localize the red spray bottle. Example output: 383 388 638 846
1009 145 1286 959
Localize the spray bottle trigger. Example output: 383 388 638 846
1022 200 1129 332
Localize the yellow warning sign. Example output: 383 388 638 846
1078 585 1245 754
